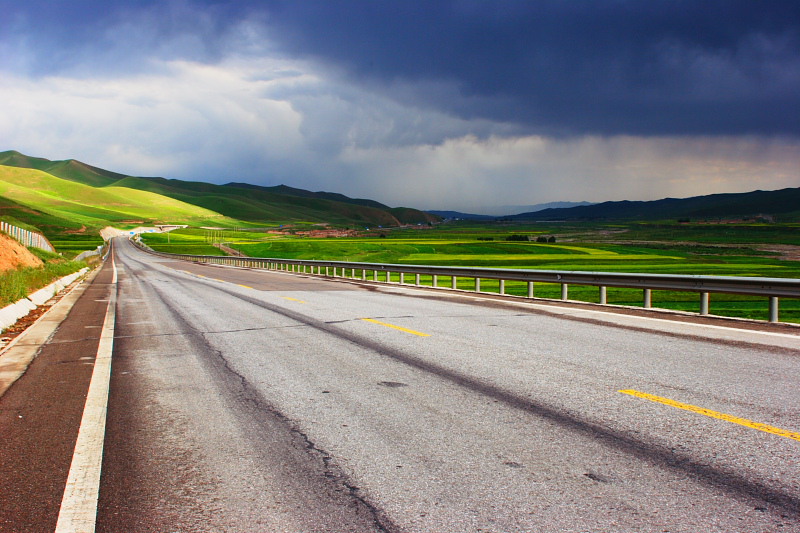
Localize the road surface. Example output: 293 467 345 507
2 237 799 532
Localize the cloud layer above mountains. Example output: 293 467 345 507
2 0 798 212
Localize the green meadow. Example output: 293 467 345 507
142 222 800 323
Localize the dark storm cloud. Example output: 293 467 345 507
2 0 798 210
1 0 250 76
259 0 800 136
4 1 797 135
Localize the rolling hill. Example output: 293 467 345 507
0 165 228 228
511 188 800 221
0 150 440 236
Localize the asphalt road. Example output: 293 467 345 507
4 238 800 532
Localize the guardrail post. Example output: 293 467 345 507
452 276 457 290
499 279 505 295
561 283 568 300
415 273 420 286
527 281 534 298
475 278 481 293
643 289 652 308
400 272 405 285
386 271 391 283
700 292 709 315
373 270 378 282
599 286 607 305
769 297 779 323
433 275 438 288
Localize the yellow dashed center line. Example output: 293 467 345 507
282 297 307 303
361 318 430 337
619 389 800 442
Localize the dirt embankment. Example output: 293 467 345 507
0 234 42 272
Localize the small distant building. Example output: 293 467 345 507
156 224 188 232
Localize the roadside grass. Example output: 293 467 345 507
0 249 87 307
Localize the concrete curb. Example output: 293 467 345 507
0 268 89 333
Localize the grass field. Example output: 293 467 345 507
142 221 800 323
49 234 106 258
0 248 88 308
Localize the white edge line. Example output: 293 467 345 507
54 254 117 533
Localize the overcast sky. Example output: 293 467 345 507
1 1 799 213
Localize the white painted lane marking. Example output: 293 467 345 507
55 253 117 533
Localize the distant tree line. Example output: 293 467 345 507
502 234 557 242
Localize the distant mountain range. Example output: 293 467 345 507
510 189 800 221
431 189 800 222
0 150 439 234
429 201 595 220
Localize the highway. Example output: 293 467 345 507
3 237 800 532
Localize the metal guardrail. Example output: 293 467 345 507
133 240 800 324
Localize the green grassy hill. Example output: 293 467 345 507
0 151 441 241
0 150 124 187
109 176 413 226
227 183 391 210
0 165 230 229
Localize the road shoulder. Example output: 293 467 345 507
0 259 114 532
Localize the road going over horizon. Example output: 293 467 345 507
5 238 799 532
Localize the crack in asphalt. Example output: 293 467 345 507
130 268 401 533
201 334 399 533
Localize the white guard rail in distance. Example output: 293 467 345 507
133 241 800 324
1 221 56 252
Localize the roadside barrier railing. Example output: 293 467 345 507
132 240 800 324
1 221 55 252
